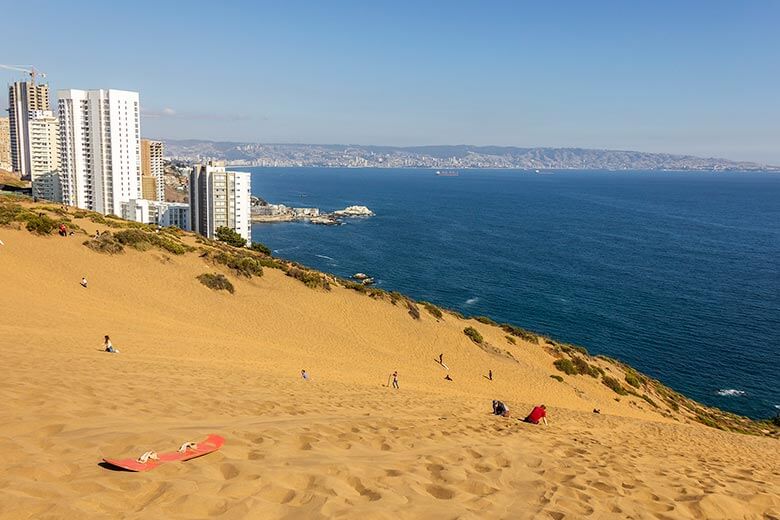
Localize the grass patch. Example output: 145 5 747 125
463 326 483 344
602 375 628 396
550 374 564 382
197 273 234 294
505 335 516 345
422 302 443 320
553 358 577 375
474 316 496 325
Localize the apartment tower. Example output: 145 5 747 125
140 138 164 201
8 81 50 176
189 161 251 243
57 89 141 215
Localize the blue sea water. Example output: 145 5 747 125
248 168 780 419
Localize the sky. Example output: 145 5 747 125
2 0 779 163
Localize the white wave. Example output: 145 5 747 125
465 297 480 305
716 389 746 397
315 254 335 261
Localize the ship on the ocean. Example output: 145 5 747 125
435 170 459 177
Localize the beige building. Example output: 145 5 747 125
0 117 10 171
140 139 164 201
141 176 157 200
8 81 50 176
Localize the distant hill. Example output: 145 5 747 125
157 139 778 171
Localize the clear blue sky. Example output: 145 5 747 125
3 0 779 162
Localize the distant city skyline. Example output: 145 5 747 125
3 1 779 163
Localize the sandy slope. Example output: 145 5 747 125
0 226 778 519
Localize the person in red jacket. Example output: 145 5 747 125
523 404 548 425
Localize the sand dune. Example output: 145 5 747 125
0 210 778 519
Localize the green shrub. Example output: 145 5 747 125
625 373 642 388
24 214 57 235
197 273 234 294
249 242 272 255
407 300 420 320
83 233 124 254
550 375 564 382
114 229 190 255
389 291 403 305
422 302 443 320
0 203 24 225
463 326 483 344
449 310 465 319
553 358 577 375
215 226 246 248
602 376 628 396
211 251 264 277
572 356 600 377
286 267 330 290
501 324 538 343
505 335 516 345
669 401 680 412
474 316 496 325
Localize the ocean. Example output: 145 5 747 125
247 168 779 420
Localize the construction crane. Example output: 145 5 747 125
0 64 46 84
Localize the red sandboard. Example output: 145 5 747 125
102 434 225 472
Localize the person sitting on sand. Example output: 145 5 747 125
301 369 310 381
492 400 510 417
104 335 118 353
58 224 67 237
523 404 548 425
80 276 88 288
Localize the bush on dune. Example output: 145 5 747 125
474 316 497 325
602 375 628 396
407 300 421 320
249 241 272 255
215 226 246 248
286 266 330 290
23 213 57 235
463 326 483 344
501 323 538 343
197 273 234 294
421 302 443 320
83 233 124 254
554 358 577 375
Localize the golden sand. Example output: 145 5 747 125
0 218 778 519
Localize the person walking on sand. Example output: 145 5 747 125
392 371 399 389
80 276 88 288
103 335 119 353
438 353 444 365
523 404 548 426
488 369 493 381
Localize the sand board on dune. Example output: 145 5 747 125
102 434 225 472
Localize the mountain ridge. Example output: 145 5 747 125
157 139 778 171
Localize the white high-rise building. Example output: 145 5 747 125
189 161 251 244
57 89 141 215
28 110 61 201
121 198 191 231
